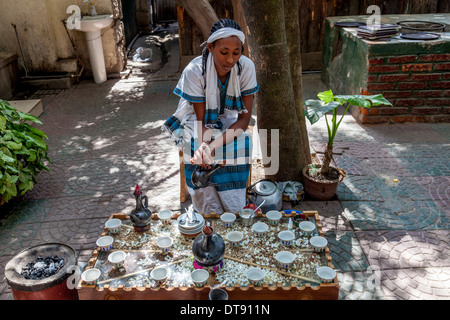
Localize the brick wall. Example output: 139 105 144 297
358 53 450 123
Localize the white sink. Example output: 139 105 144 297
68 14 114 84
78 14 113 32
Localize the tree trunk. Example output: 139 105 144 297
231 0 249 56
174 0 218 38
241 0 306 181
283 0 311 172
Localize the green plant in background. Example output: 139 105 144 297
0 99 52 203
304 90 392 178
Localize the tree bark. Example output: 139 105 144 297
231 0 249 56
174 0 218 38
241 0 307 181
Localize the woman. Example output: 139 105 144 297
163 19 259 214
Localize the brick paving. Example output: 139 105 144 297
1 32 449 300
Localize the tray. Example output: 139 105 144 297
334 21 366 28
400 32 440 41
77 211 339 300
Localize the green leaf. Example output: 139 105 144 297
10 175 18 185
27 149 36 162
29 126 48 139
18 180 34 195
317 90 334 104
18 170 29 183
0 151 15 163
304 99 340 125
2 132 12 140
0 115 6 131
334 94 393 108
1 192 12 202
6 141 22 150
18 111 42 124
5 182 17 197
14 131 47 149
5 165 19 174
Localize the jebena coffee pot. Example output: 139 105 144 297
130 184 152 232
192 225 225 272
191 163 223 188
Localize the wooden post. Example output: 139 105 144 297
179 150 189 203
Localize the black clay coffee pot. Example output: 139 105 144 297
191 164 223 188
192 225 225 270
130 184 152 232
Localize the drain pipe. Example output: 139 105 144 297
126 31 142 57
61 19 84 81
11 22 29 77
302 70 321 74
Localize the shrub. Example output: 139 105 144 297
0 99 52 203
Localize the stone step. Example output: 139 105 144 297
8 99 43 119
21 76 74 90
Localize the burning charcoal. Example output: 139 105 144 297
21 255 66 280
48 262 56 273
33 261 46 270
32 270 42 278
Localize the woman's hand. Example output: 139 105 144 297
190 142 214 168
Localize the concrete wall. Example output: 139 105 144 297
0 0 126 77
0 53 19 100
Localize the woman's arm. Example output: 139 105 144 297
191 94 254 167
209 94 254 156
191 101 214 167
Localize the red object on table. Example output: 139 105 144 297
243 203 262 215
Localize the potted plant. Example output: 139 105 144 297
303 90 392 200
0 99 52 204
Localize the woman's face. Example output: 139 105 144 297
208 36 242 77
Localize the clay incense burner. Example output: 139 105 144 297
129 184 152 232
191 163 224 188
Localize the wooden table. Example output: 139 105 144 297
76 211 339 300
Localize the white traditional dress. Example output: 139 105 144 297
163 53 259 214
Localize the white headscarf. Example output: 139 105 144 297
203 27 247 128
203 27 245 46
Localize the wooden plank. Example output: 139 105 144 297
179 150 189 203
301 51 322 71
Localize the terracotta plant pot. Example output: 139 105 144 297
302 164 341 200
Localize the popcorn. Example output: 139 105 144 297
101 218 323 288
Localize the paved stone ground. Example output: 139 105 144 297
1 29 449 300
